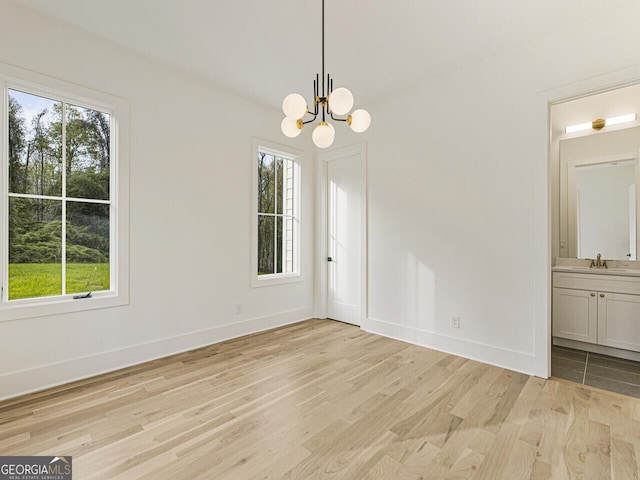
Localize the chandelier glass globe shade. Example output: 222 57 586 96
281 117 302 138
282 93 307 119
312 122 335 148
348 109 371 133
329 87 354 115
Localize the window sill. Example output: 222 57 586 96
251 272 303 288
0 291 129 322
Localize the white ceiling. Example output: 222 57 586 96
8 0 638 110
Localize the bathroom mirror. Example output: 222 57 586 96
563 155 639 260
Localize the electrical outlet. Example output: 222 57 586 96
450 315 460 329
235 303 243 315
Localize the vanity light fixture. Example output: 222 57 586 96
280 0 371 148
565 113 637 134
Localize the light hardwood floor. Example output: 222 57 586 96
1 319 639 479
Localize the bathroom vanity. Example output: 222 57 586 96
552 260 640 361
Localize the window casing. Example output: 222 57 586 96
0 64 129 320
252 140 301 287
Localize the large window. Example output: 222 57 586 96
1 64 129 319
253 142 300 286
7 89 110 300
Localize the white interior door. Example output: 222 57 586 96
327 151 365 326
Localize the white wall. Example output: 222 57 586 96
361 2 640 375
0 1 315 399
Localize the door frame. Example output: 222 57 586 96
315 143 368 326
538 64 640 378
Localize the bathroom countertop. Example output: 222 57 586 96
552 265 640 277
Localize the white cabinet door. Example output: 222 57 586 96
598 292 640 352
552 287 598 344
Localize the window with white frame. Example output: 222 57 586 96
254 143 300 284
1 65 129 319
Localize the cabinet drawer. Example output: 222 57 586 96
553 272 640 295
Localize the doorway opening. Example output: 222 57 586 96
550 83 640 398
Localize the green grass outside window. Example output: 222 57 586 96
8 263 109 300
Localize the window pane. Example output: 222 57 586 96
8 197 62 300
276 216 283 273
66 105 110 200
283 159 294 217
275 158 283 215
8 90 62 196
258 153 275 214
66 202 110 294
258 215 275 275
283 215 295 274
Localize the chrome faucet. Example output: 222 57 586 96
590 253 608 269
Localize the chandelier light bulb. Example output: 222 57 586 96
281 117 302 138
312 122 335 148
329 87 354 115
282 93 307 119
348 109 371 133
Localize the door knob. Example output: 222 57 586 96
600 293 605 298
590 293 596 297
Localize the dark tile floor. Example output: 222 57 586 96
552 345 640 398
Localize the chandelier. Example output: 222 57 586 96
280 0 371 148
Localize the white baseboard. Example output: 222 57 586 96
364 317 536 376
0 307 313 401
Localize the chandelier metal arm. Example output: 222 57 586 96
301 114 318 125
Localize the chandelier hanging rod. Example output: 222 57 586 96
321 0 325 101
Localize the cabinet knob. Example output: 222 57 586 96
591 293 596 297
600 293 605 298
